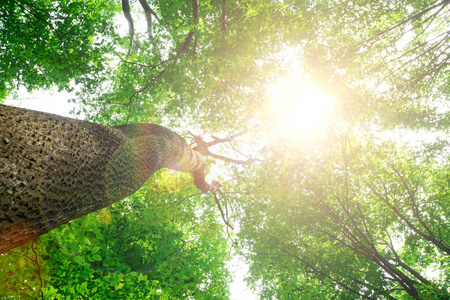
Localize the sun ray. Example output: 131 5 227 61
268 74 335 142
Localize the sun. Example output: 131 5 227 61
267 75 335 142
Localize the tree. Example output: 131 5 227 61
236 131 450 299
0 104 220 254
228 0 450 293
299 0 450 130
2 0 450 298
73 0 307 129
0 187 231 299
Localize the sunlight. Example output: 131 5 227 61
268 74 335 142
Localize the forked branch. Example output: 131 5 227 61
213 191 234 230
188 131 253 164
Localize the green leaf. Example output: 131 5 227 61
92 254 102 261
115 283 124 290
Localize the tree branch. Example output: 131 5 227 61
188 131 254 164
384 232 431 285
121 0 135 51
137 0 153 39
177 0 199 56
369 180 450 255
125 69 166 123
31 242 45 300
361 0 448 47
303 174 421 297
213 192 234 230
264 230 377 300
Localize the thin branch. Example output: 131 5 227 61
226 142 263 162
207 131 248 147
207 152 251 164
343 133 349 209
303 175 420 296
125 69 166 123
188 131 254 164
176 192 202 205
264 230 377 300
320 259 400 300
384 232 431 285
388 163 433 236
177 0 199 57
361 0 447 46
369 180 450 255
31 242 45 300
356 202 375 248
179 32 195 55
213 192 234 230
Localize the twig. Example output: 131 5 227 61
213 192 234 230
31 242 45 300
125 69 166 123
176 192 203 205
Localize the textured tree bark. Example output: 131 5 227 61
0 105 212 254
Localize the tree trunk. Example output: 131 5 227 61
0 105 209 254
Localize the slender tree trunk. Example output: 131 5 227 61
0 105 209 254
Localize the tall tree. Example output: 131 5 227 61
236 131 450 299
2 0 450 298
231 0 450 296
0 104 220 254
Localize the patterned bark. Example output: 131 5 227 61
0 105 208 254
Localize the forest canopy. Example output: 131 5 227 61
1 0 449 299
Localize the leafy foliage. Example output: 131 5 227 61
0 0 118 99
300 0 450 130
74 0 307 130
1 175 231 299
2 0 450 299
234 130 450 299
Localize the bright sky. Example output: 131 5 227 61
268 76 335 142
265 47 336 143
5 87 81 118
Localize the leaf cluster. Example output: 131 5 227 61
0 177 231 299
0 0 119 99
